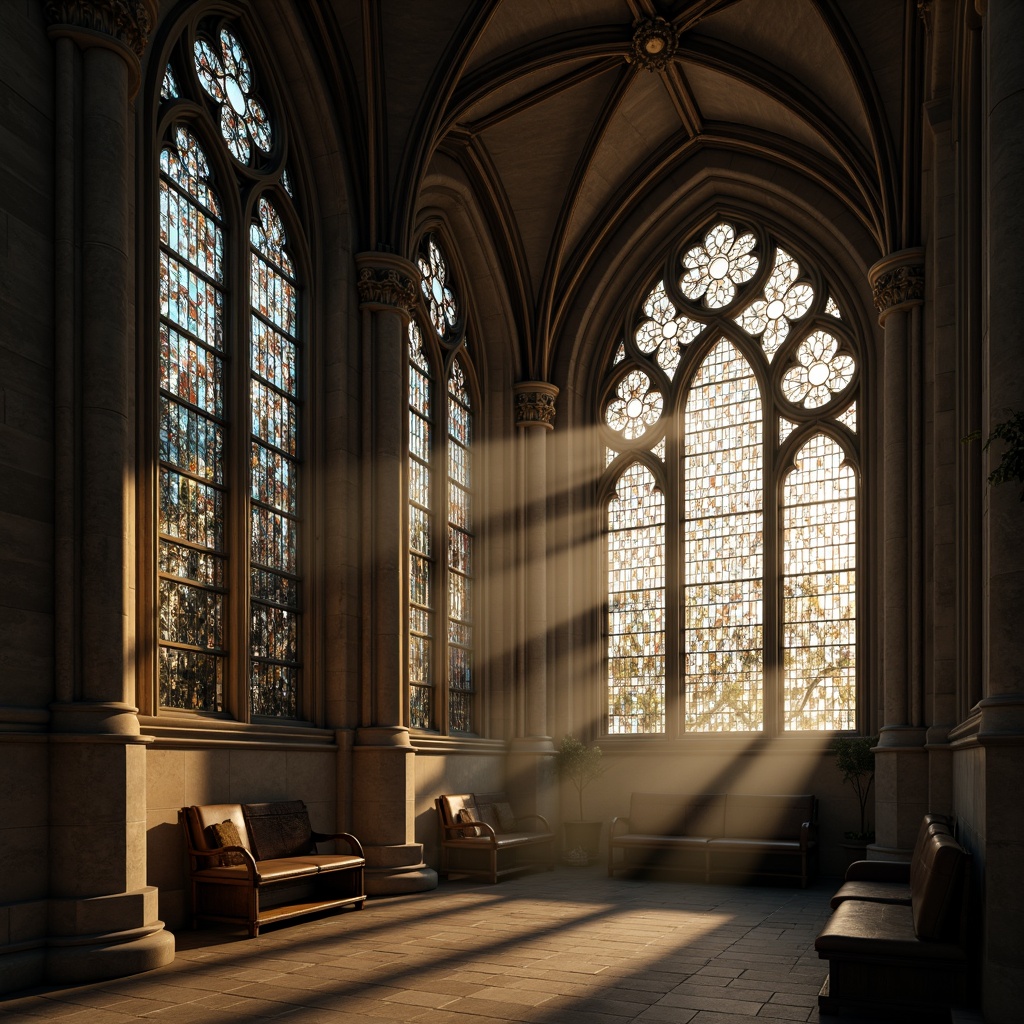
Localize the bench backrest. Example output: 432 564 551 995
722 794 816 841
182 803 252 855
627 793 728 836
909 812 953 891
912 830 969 942
181 800 318 860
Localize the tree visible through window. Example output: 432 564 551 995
408 236 477 733
156 20 304 718
601 220 860 735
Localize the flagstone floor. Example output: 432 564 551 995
0 866 878 1023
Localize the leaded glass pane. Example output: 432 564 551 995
684 339 764 731
159 470 224 549
251 442 297 514
837 402 857 433
161 64 180 100
250 506 297 574
783 435 856 730
607 462 665 734
161 324 223 416
160 648 223 711
449 689 472 734
250 664 297 718
410 682 432 730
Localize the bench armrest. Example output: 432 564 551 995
185 842 258 877
312 831 365 858
441 818 498 841
609 816 631 838
844 859 910 883
800 820 817 847
514 814 551 832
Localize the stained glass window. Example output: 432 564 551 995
601 219 861 735
156 24 304 721
158 127 227 712
783 435 856 730
608 463 665 734
408 237 476 734
408 322 434 730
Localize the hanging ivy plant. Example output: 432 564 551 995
966 410 1024 501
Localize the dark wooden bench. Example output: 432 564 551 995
435 793 555 884
608 792 818 887
179 800 366 937
815 822 972 1019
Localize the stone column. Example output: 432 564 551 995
868 250 928 857
506 383 557 823
44 0 174 983
974 3 1024 1019
351 253 436 894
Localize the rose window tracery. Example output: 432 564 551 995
195 29 272 163
418 237 459 339
635 280 703 379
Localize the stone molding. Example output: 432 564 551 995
513 381 559 429
627 16 679 72
45 0 153 57
355 253 419 313
868 248 925 325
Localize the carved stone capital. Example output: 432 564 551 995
513 381 559 430
626 16 679 72
868 248 925 325
45 0 153 58
355 252 419 313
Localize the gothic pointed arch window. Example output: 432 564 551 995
408 235 478 734
154 16 307 719
600 220 861 735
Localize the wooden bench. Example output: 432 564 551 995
179 800 366 937
815 823 972 1019
608 792 818 887
435 793 555 884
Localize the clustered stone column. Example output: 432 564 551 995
506 382 558 823
351 253 437 894
973 3 1024 1019
44 0 174 983
868 249 928 857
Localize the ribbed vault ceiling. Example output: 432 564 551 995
320 0 915 375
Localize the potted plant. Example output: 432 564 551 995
831 735 876 851
555 735 606 863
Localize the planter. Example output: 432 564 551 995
563 820 603 864
839 840 870 871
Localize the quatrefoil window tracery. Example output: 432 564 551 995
782 331 855 409
735 247 814 360
680 223 759 309
606 369 663 440
195 29 273 164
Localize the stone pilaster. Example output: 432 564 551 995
507 383 558 825
43 0 173 985
868 250 928 857
351 253 436 894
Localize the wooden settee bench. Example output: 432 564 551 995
435 793 555 884
608 792 818 887
179 800 366 937
815 816 972 1019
